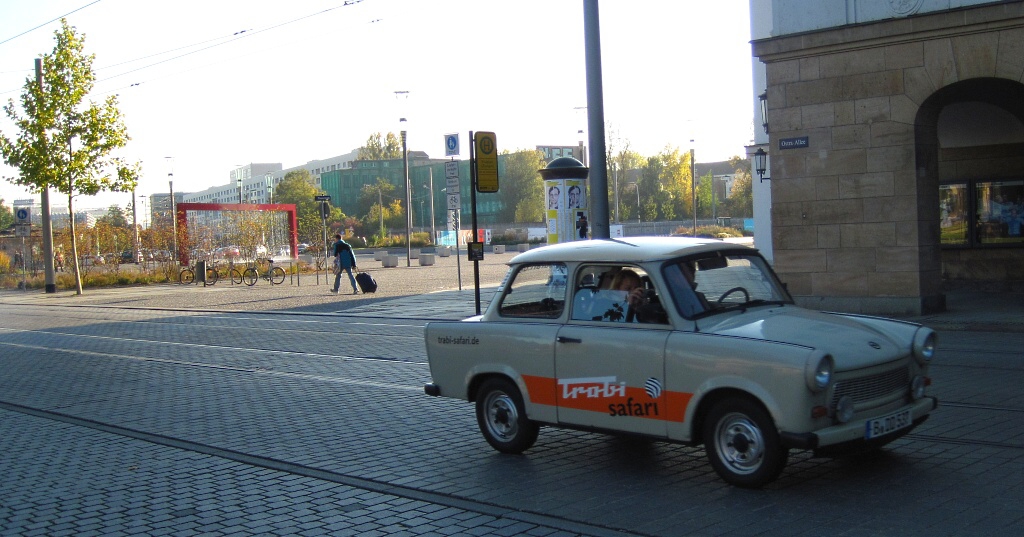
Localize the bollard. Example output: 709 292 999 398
419 253 435 266
437 246 451 257
493 245 505 254
517 243 530 252
382 255 399 268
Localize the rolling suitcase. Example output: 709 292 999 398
355 271 377 293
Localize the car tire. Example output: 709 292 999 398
703 398 788 488
475 378 539 454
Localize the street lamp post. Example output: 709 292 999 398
265 172 274 251
635 181 641 224
169 179 177 264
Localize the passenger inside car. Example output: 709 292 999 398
572 266 667 324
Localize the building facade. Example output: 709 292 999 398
751 0 1024 315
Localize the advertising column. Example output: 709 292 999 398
539 157 589 245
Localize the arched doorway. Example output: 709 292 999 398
916 78 1024 290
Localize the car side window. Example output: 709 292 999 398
497 264 567 319
571 265 668 324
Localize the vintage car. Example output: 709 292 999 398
423 237 937 487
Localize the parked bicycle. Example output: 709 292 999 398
179 261 218 285
218 261 244 285
242 259 286 286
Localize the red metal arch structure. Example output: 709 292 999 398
176 202 298 266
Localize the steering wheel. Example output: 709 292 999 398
717 286 750 304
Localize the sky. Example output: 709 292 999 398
0 0 755 213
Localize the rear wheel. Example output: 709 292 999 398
475 378 539 454
242 267 258 286
703 398 788 488
179 268 194 285
204 267 219 285
269 266 286 285
230 268 243 285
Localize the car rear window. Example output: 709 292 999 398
497 264 567 319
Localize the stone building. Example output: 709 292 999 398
751 0 1024 315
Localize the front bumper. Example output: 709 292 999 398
780 396 938 453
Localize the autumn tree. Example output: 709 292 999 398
273 169 338 248
360 178 401 244
0 19 138 294
723 156 753 217
0 199 13 231
607 144 645 223
97 204 129 228
357 132 403 160
498 149 546 223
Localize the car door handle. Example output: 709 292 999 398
557 336 582 343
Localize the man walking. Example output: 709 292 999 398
331 233 359 295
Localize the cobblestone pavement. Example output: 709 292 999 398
2 248 1024 536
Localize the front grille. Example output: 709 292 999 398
831 366 909 407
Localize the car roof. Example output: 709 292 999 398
508 236 756 265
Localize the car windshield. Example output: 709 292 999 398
663 251 792 319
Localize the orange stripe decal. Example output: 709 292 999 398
521 374 691 422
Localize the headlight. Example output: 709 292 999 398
805 352 834 392
913 329 936 364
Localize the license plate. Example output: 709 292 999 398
865 409 912 439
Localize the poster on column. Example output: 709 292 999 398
545 180 563 244
566 179 588 241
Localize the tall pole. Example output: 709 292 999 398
169 180 177 264
691 147 697 234
37 59 57 293
402 129 411 267
583 0 609 239
428 167 436 242
131 189 140 263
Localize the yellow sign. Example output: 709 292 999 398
475 131 498 193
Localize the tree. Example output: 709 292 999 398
498 149 546 223
0 19 138 294
608 144 645 223
638 156 663 222
357 132 403 160
97 204 129 228
724 156 753 217
360 178 400 243
274 169 336 247
0 198 13 231
657 147 693 220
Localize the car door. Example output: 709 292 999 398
554 324 670 436
552 265 671 437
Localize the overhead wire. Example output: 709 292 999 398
0 0 104 47
1 0 370 97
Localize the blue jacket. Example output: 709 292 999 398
332 240 356 269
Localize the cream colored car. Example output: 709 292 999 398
424 237 937 488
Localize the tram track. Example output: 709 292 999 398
0 400 630 537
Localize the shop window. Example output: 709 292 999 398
942 179 1024 247
940 183 968 245
976 180 1023 244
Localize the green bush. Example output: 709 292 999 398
673 225 745 239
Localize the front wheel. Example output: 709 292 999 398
179 268 195 285
269 266 286 285
230 268 243 285
242 267 258 286
703 398 788 488
205 267 219 285
475 378 539 454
